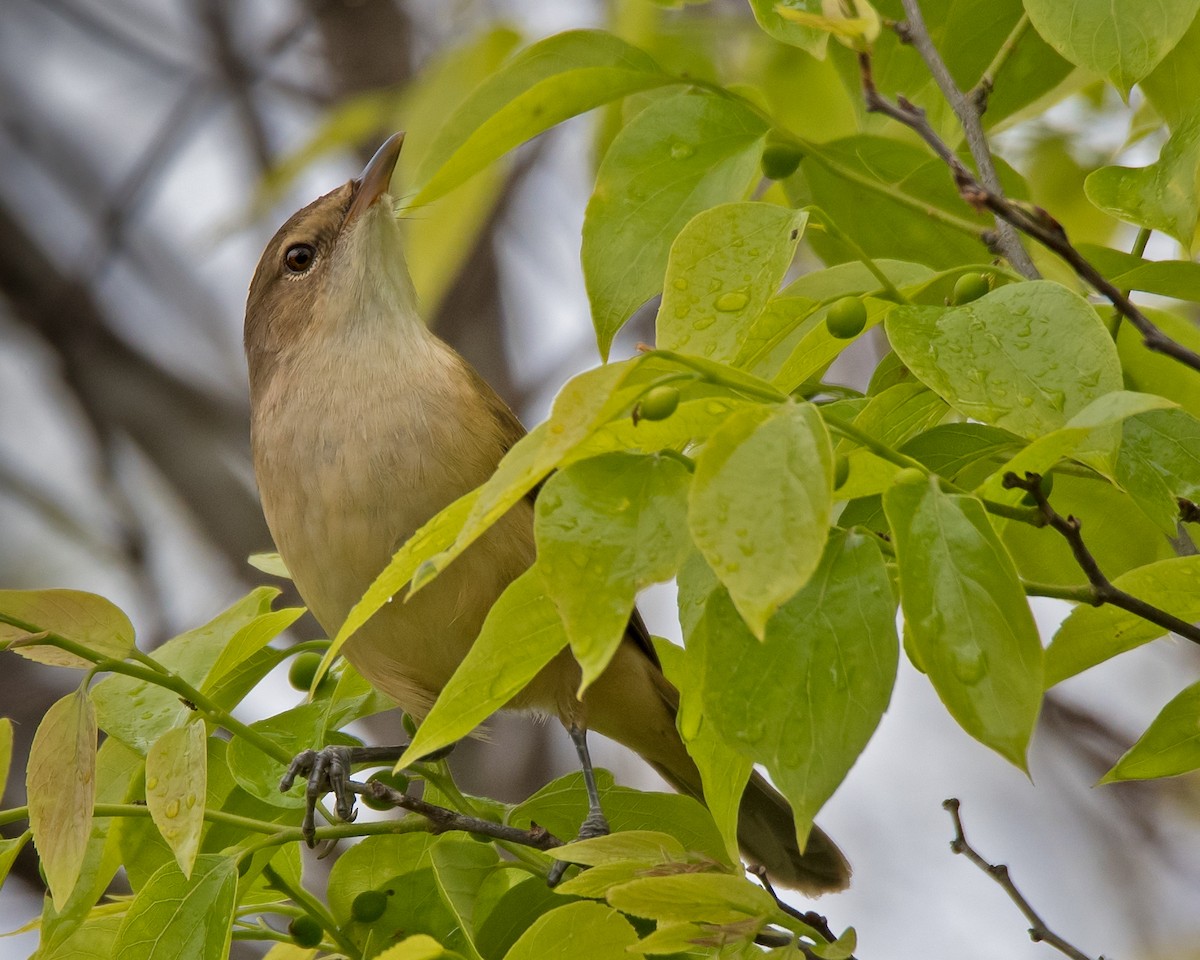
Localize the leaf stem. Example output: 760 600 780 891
262 862 359 958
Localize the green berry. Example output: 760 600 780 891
351 889 389 923
401 712 419 738
289 916 324 948
826 297 868 339
287 653 323 692
760 143 804 180
636 386 680 423
362 770 409 811
834 455 850 490
952 273 990 305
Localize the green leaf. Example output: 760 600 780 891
0 716 11 796
413 31 673 204
1085 106 1200 248
1078 243 1200 301
0 831 30 890
656 203 807 363
801 137 1022 269
551 830 688 866
883 478 1043 768
40 737 143 951
112 855 237 960
1045 556 1200 685
509 773 730 867
1116 408 1200 532
974 390 1177 506
92 588 279 753
38 910 125 960
375 936 452 960
1024 0 1200 92
429 840 500 948
583 92 770 357
885 281 1121 439
1117 306 1200 418
203 606 305 691
830 383 951 500
1142 9 1200 127
501 901 639 960
327 833 438 922
698 530 897 842
474 875 565 960
900 423 1023 488
0 589 134 669
536 453 691 692
605 873 779 924
655 635 749 868
247 552 291 578
27 685 96 909
397 568 568 767
688 401 833 637
1101 680 1200 782
747 0 831 57
144 722 206 878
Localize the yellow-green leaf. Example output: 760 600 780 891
27 685 97 909
0 589 134 669
145 722 207 878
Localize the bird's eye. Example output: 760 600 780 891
284 243 316 274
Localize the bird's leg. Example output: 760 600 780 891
279 742 454 846
547 724 611 886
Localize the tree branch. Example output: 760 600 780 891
895 1 1039 279
1003 472 1200 646
943 799 1098 960
857 52 1200 374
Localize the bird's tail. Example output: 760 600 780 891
585 643 851 894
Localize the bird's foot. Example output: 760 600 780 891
279 745 359 847
547 807 611 887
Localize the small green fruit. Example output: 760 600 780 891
401 712 419 738
636 386 680 423
834 455 850 490
287 653 322 692
351 889 389 923
952 273 990 305
826 297 868 339
362 770 409 811
289 916 324 948
760 142 804 180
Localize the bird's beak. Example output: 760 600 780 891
345 132 405 226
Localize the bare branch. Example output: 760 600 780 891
943 799 1099 960
1003 472 1200 646
895 1 1039 278
857 52 1200 374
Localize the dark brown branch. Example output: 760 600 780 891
858 52 1200 374
1003 472 1200 646
894 1 1039 279
943 799 1098 960
354 779 562 851
750 866 857 958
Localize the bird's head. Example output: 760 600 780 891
244 133 416 388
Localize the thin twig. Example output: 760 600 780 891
943 799 1098 960
857 52 1200 373
750 866 857 958
968 13 1031 114
895 1 1039 278
1003 472 1200 646
356 779 563 851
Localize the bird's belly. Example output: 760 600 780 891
262 435 535 715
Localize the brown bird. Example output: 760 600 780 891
244 133 850 894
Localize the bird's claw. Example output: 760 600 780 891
279 745 358 846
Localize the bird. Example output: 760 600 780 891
244 133 850 894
